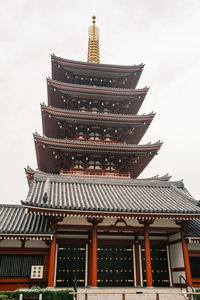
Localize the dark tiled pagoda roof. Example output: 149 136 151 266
51 55 144 89
41 104 155 124
34 133 161 176
47 79 148 115
51 55 144 75
21 171 200 218
48 79 148 98
0 205 53 235
41 105 154 144
34 133 161 151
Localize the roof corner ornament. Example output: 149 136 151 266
87 16 100 64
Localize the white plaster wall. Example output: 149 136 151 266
188 243 200 250
98 235 134 240
172 270 186 284
170 242 185 284
98 218 140 226
57 216 179 229
59 216 143 227
170 242 184 268
99 218 119 226
59 216 89 225
166 245 173 287
57 234 88 239
54 243 58 287
153 219 179 228
149 236 168 241
0 240 21 247
125 219 141 226
25 240 50 248
169 232 181 242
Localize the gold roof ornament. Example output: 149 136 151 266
87 16 100 64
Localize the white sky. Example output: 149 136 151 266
0 0 200 204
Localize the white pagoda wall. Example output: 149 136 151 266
188 242 200 251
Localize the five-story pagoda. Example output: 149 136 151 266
34 16 161 179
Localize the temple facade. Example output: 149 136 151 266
0 17 200 291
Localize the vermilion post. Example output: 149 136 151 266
91 224 97 287
181 231 192 286
48 235 57 287
144 227 153 287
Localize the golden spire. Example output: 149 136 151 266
87 16 100 64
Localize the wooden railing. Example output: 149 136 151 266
60 169 131 178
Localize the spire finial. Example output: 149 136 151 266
87 16 100 64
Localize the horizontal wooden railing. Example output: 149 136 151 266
60 169 131 178
70 291 200 300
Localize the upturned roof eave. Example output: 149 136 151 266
21 204 200 220
47 78 149 95
33 133 162 150
41 103 155 122
51 54 144 72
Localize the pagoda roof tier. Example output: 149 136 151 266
47 79 148 115
41 104 155 144
51 54 144 89
21 171 200 220
34 133 162 178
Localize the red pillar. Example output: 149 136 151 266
48 235 57 287
91 224 97 287
181 231 192 286
144 226 153 287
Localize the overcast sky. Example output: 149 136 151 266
0 0 200 205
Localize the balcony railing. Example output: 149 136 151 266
60 169 131 178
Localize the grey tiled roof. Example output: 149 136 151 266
21 172 200 216
0 204 199 237
0 205 52 235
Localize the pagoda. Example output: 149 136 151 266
34 16 161 179
1 17 200 291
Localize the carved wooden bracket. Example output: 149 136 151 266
47 216 64 229
21 240 26 248
138 219 154 228
114 218 128 227
175 220 189 232
86 216 104 226
45 240 52 246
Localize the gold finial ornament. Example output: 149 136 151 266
87 16 100 64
